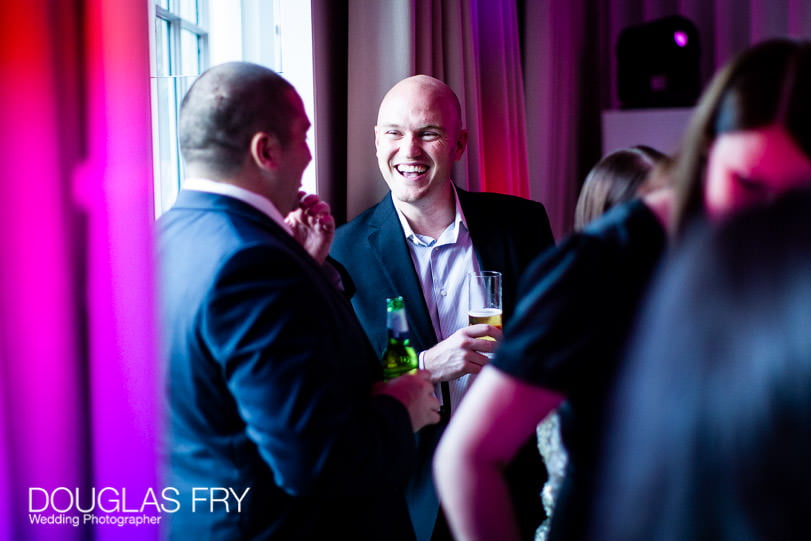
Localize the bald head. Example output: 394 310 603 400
179 62 297 177
374 75 468 211
377 75 464 133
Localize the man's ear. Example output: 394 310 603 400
250 131 282 171
454 128 469 160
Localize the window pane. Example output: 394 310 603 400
154 18 171 77
179 0 199 24
157 0 170 10
153 76 181 213
180 30 201 75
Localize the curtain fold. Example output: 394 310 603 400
312 0 350 224
523 0 591 238
344 0 412 219
1 2 159 539
470 0 530 197
407 0 532 197
1 6 86 539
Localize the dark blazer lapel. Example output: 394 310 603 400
367 195 437 350
457 188 505 274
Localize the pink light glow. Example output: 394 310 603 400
1 1 159 540
674 31 688 47
1 4 85 541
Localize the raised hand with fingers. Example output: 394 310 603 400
285 190 336 264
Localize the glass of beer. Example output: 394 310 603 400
468 271 502 340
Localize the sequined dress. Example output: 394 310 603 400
535 410 568 541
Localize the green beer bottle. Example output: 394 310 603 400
381 296 419 381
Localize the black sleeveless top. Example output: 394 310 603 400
494 198 667 541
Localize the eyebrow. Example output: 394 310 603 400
378 123 445 132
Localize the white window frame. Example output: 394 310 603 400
149 0 210 217
149 0 316 218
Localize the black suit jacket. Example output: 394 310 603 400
158 191 417 540
331 187 555 541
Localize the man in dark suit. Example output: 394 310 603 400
331 75 555 541
158 62 440 540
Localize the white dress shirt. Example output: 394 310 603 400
393 184 482 412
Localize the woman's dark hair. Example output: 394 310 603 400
594 186 811 541
670 38 811 235
574 145 668 230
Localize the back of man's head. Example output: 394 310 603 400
179 62 295 177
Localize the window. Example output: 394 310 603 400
149 0 315 218
150 0 209 217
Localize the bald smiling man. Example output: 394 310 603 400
331 75 555 541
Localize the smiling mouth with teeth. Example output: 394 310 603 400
395 164 429 178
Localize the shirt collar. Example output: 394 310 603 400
393 182 469 247
182 177 293 236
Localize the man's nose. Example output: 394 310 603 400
402 134 423 158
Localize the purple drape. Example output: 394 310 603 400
0 2 159 539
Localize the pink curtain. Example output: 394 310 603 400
1 5 85 539
0 2 159 539
412 0 531 198
523 0 593 239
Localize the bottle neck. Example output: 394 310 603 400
386 309 411 342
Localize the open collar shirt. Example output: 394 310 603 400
392 183 481 412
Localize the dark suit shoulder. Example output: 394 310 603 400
459 190 555 248
459 189 549 217
332 195 395 257
338 195 394 231
160 191 293 250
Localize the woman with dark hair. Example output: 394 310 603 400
435 37 811 541
573 145 668 230
596 187 811 541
